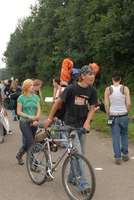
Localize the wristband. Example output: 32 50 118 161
47 118 52 122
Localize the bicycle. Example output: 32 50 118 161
26 124 96 200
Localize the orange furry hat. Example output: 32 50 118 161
89 63 100 76
60 58 74 84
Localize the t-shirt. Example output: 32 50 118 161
17 94 40 122
60 83 97 127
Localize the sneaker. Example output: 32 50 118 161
0 138 4 144
68 178 76 185
122 155 129 161
115 159 121 165
81 183 91 194
7 130 13 135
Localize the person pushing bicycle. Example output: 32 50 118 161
44 65 97 193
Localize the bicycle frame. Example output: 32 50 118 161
34 135 75 174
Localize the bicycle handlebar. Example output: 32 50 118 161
38 123 89 134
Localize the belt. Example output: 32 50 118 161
20 120 33 124
109 112 128 117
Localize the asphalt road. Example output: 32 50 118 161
0 111 134 200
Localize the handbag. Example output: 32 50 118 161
107 116 115 126
35 129 48 142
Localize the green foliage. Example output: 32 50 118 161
40 85 53 115
3 0 134 90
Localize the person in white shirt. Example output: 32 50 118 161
104 71 131 165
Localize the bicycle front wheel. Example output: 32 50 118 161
26 143 48 185
62 153 96 200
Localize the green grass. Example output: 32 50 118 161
40 85 134 141
40 85 53 115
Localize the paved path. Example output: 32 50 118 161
0 111 134 200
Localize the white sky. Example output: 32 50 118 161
0 0 37 68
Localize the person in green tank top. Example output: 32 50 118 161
16 79 41 165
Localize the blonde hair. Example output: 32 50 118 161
10 80 18 89
22 79 34 95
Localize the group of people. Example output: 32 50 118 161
44 66 131 193
0 64 131 194
16 66 131 169
50 68 131 167
0 78 43 147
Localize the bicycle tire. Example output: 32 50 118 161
26 142 49 185
62 153 96 200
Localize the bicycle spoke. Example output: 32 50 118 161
26 143 48 185
62 153 96 200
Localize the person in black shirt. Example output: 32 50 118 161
44 65 97 193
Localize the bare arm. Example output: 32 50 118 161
83 105 96 131
53 87 58 102
104 87 110 115
36 102 41 120
124 86 131 112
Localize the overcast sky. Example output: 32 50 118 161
0 0 37 68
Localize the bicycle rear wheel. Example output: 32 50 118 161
62 153 96 200
26 143 48 185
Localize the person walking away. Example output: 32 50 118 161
104 71 131 165
16 79 41 165
44 65 97 193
